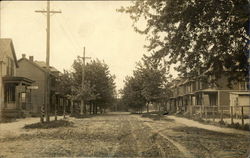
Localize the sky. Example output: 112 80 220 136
1 1 178 90
0 1 150 90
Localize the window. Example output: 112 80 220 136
239 82 249 90
4 84 16 103
6 57 14 76
21 93 26 103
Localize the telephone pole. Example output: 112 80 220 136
80 47 91 115
35 0 61 122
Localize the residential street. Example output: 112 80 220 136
0 112 249 158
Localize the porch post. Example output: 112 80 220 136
217 91 220 107
217 91 220 118
16 82 22 110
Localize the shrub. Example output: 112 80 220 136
24 120 73 129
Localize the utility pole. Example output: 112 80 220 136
80 47 91 115
35 0 61 122
0 1 2 38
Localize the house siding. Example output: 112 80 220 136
16 59 46 114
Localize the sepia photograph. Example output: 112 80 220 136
0 0 250 157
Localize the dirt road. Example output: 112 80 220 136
0 112 249 158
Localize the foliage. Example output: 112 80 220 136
118 0 250 83
121 55 170 111
56 70 73 96
24 120 73 129
121 76 146 111
71 57 116 109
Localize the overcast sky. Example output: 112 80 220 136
1 1 178 90
1 1 150 90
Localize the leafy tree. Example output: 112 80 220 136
72 57 116 113
135 55 167 112
57 70 73 96
121 56 169 113
121 76 146 113
119 0 249 84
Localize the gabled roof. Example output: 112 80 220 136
0 38 18 67
18 58 47 73
34 61 59 73
18 58 60 77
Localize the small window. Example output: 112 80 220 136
21 93 26 103
239 82 247 90
4 84 16 103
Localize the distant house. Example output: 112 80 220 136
0 39 34 119
166 71 249 115
17 54 66 115
229 92 250 116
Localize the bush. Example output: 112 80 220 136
241 123 250 131
24 120 73 129
218 120 225 125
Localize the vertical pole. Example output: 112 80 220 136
213 106 215 122
70 99 73 116
220 106 223 122
147 102 149 113
205 106 207 120
0 1 1 38
40 105 44 123
55 96 57 121
63 98 66 119
200 105 202 118
80 47 85 115
230 106 234 124
241 106 244 125
45 0 50 122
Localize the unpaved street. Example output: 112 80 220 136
0 112 249 158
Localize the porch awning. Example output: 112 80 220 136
229 92 250 96
3 76 34 85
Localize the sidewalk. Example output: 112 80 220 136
167 115 250 135
0 116 64 139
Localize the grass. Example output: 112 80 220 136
24 119 73 129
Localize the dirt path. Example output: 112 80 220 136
0 113 249 158
136 114 250 158
167 115 250 135
136 116 194 158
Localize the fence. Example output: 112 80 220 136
190 105 250 125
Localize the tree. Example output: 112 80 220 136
72 57 116 114
56 70 74 119
121 55 170 113
121 76 146 113
135 55 168 112
119 0 249 84
57 70 73 96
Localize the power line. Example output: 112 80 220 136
55 17 81 52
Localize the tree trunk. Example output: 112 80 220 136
92 104 95 114
89 103 92 114
147 102 149 113
95 105 98 114
70 99 73 116
63 99 66 119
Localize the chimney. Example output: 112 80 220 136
29 56 34 62
22 54 26 59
